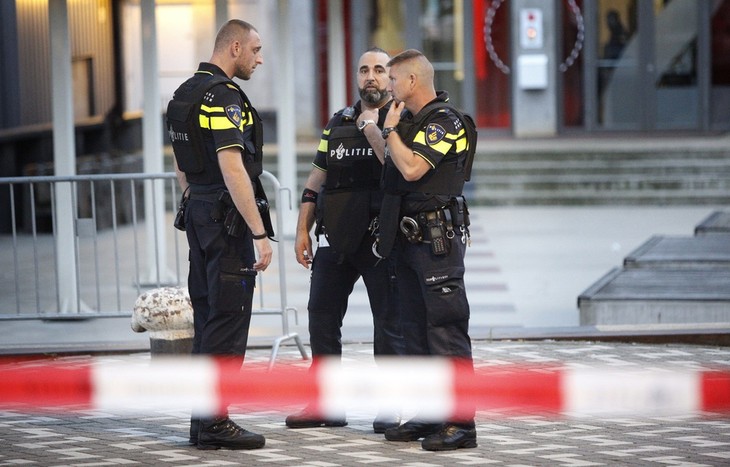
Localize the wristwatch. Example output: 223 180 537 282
357 119 375 132
381 126 398 139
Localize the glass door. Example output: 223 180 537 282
595 0 640 129
419 0 464 106
592 0 702 131
651 0 699 129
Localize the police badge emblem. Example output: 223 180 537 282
225 105 243 126
426 123 446 146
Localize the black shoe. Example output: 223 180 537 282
384 420 441 441
188 418 199 445
372 411 401 434
197 417 265 450
285 407 347 429
421 424 477 451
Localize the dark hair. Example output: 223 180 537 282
387 49 424 68
214 19 257 51
365 46 390 57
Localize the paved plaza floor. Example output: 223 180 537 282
1 340 729 466
2 206 729 465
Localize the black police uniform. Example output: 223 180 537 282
173 62 263 359
382 91 476 431
308 101 405 357
168 62 267 451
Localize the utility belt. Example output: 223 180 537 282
398 196 470 256
186 189 270 238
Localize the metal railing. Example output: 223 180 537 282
1 172 184 318
0 171 305 363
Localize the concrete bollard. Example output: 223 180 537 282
131 286 194 356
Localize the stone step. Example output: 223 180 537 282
579 211 730 326
695 211 730 236
578 267 730 325
262 142 730 206
624 235 730 269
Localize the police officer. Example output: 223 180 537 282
285 48 405 433
167 20 271 450
376 49 478 451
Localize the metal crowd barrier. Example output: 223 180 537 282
0 171 306 363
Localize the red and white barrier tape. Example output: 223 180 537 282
1 356 728 417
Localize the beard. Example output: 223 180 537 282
359 86 388 106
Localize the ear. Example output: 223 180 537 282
230 40 241 58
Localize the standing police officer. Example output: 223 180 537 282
376 49 478 451
167 20 271 450
285 48 405 433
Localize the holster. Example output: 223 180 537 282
253 177 275 239
173 187 189 231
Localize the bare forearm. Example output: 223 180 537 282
296 168 325 235
219 150 266 236
173 157 189 193
385 133 430 181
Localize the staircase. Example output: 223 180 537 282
265 135 730 206
578 211 730 326
466 139 730 206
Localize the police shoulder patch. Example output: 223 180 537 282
225 105 243 126
426 123 446 146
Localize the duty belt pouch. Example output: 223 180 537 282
449 196 470 227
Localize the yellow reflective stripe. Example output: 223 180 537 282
317 139 328 152
317 129 331 152
429 139 452 155
199 114 210 129
210 115 239 131
455 136 468 152
201 104 224 113
414 131 427 145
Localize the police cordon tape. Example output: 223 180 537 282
1 356 729 418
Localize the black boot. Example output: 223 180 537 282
421 422 477 451
285 405 347 429
188 417 199 445
372 410 401 434
197 417 265 450
384 419 441 441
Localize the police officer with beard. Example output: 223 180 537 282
285 48 405 433
168 20 271 450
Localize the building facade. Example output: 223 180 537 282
1 0 728 153
330 0 730 134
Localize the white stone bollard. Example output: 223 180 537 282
131 286 194 355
